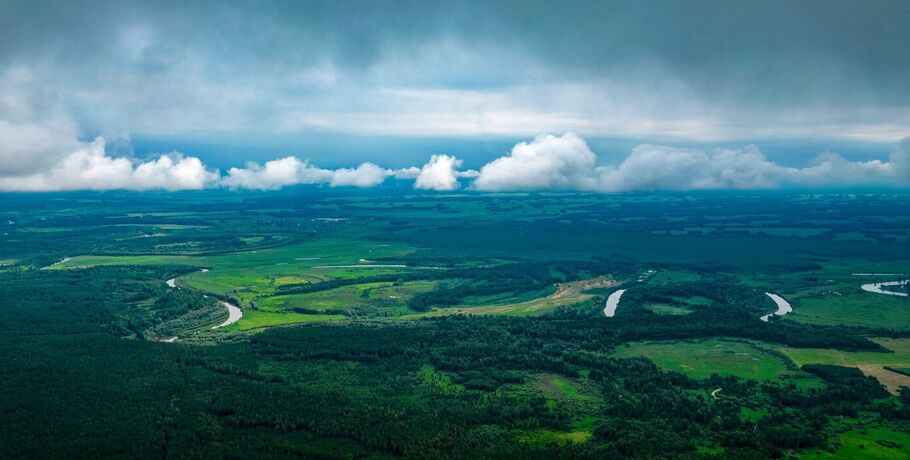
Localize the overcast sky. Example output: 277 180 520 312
1 0 909 191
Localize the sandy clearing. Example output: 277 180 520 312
760 292 792 322
858 365 910 395
166 278 177 288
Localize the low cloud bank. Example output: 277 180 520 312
222 157 414 190
471 133 910 192
0 130 908 192
0 137 218 191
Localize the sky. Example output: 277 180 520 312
1 0 909 192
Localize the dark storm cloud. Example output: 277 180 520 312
0 0 908 161
4 0 908 95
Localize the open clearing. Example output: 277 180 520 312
644 303 692 315
413 276 617 317
800 426 910 459
258 280 440 316
613 338 822 387
779 338 910 394
227 310 345 331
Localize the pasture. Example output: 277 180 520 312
612 338 821 386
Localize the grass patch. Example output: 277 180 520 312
229 310 344 330
417 365 465 394
644 304 692 315
258 280 439 316
800 426 910 459
412 276 615 318
613 339 821 385
779 338 910 394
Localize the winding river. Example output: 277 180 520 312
211 301 243 329
603 289 626 317
165 268 242 331
760 292 792 322
860 280 909 297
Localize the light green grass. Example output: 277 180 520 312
228 310 345 330
800 427 910 460
417 366 465 394
549 376 580 398
780 338 910 368
258 280 438 316
411 277 615 318
613 339 821 385
767 258 910 330
57 237 417 304
788 289 910 330
515 428 592 445
778 338 910 394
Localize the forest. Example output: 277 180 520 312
2 190 910 458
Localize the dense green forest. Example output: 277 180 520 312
2 190 910 458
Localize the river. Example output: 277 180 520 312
211 301 242 329
861 280 909 297
603 289 626 317
760 292 792 322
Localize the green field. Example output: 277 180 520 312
788 287 910 330
258 280 440 316
781 338 910 368
613 338 822 386
801 427 910 460
779 338 910 393
410 276 614 317
228 310 346 330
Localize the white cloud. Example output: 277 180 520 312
473 132 910 192
0 137 219 191
1 124 908 192
330 162 390 187
472 133 599 191
393 167 421 179
0 69 219 192
595 144 790 191
223 158 403 190
414 154 478 191
222 157 332 190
